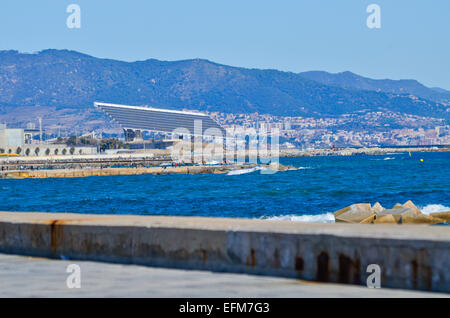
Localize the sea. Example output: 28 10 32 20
0 151 449 223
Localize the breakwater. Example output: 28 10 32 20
0 154 170 171
0 212 448 293
334 201 450 225
0 164 264 179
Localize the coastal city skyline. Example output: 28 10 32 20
1 48 448 149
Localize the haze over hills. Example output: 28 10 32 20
299 70 450 105
0 49 449 132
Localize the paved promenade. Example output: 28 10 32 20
0 253 447 298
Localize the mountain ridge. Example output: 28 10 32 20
299 70 450 104
0 49 448 126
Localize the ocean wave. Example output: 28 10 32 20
227 166 311 175
226 167 259 176
259 205 449 223
420 204 450 215
261 213 335 223
371 157 395 161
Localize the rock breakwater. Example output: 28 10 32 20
334 200 449 225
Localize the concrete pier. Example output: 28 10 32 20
0 212 448 293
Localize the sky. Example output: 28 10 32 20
0 0 449 89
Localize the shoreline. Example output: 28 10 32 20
0 163 296 179
0 146 448 179
279 146 450 157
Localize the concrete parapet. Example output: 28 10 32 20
0 212 448 293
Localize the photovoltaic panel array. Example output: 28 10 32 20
95 102 225 137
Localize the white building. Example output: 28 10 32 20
0 124 97 156
0 124 25 149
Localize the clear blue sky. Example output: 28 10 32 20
1 0 449 89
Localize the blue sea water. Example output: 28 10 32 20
0 152 449 222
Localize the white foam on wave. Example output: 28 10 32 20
370 157 396 161
259 204 449 223
226 167 259 176
227 166 311 176
420 204 450 215
261 213 335 223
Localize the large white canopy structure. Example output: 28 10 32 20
94 102 225 137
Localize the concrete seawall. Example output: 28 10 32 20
0 212 448 293
0 164 255 179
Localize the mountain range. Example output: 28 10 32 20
299 71 450 105
0 49 449 131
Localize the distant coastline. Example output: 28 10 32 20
279 146 450 157
1 146 449 179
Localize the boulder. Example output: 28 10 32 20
213 169 228 174
268 162 287 171
360 214 377 224
377 208 417 218
334 206 351 218
429 211 450 222
334 203 374 223
401 214 445 225
402 200 422 216
372 202 384 214
392 214 403 224
373 214 397 224
334 202 448 225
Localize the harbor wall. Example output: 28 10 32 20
0 212 448 293
0 164 254 178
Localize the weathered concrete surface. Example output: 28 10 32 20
0 253 447 298
0 212 449 293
